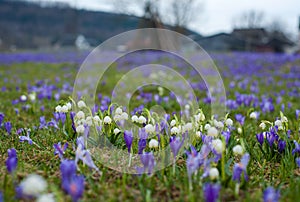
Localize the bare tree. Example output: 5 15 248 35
233 10 265 28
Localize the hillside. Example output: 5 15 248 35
0 0 202 50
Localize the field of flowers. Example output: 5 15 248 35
1 51 300 202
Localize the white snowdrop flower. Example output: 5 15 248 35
19 174 47 197
103 116 112 124
185 104 190 110
115 107 123 115
274 120 282 127
215 121 224 129
237 127 243 134
121 112 128 120
76 111 85 120
55 105 62 113
76 125 85 134
196 131 201 138
225 118 233 126
249 111 258 119
20 95 27 102
232 145 244 155
61 105 68 113
259 122 266 130
171 127 180 135
209 168 219 180
281 116 288 123
93 115 102 126
138 116 147 124
113 114 121 122
77 100 86 109
207 127 218 137
36 194 55 202
149 139 159 148
204 123 211 130
86 116 93 126
66 102 72 110
28 93 36 101
131 115 138 123
183 122 193 131
170 119 176 127
212 139 224 153
114 128 121 135
145 124 155 134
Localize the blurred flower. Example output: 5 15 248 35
203 183 220 202
277 140 286 153
233 145 244 156
212 139 224 154
36 193 55 202
256 133 264 146
209 168 219 180
0 113 4 126
249 111 258 120
77 100 86 109
296 157 300 168
124 130 133 153
235 114 245 125
137 152 156 175
259 122 266 130
292 140 300 155
4 121 12 135
138 128 148 154
39 116 47 129
53 142 68 160
186 145 201 178
170 136 184 159
19 130 33 145
17 174 47 198
6 148 17 173
149 139 159 148
233 153 250 183
263 187 280 202
103 116 112 124
225 118 233 126
75 142 99 171
207 127 218 137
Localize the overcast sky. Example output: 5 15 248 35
32 0 300 37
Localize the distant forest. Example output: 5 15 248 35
0 0 200 50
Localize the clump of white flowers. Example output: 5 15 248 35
113 107 128 122
55 102 72 113
19 174 47 197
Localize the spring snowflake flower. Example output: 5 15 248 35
233 145 244 155
274 120 283 130
93 115 102 126
66 102 72 110
196 131 201 138
138 116 147 124
131 115 138 123
209 168 219 180
103 116 112 124
76 125 85 134
121 112 128 120
76 111 85 120
183 122 193 132
18 174 47 197
114 128 121 135
61 105 68 113
237 127 242 134
145 124 155 134
55 105 62 113
212 139 224 153
85 116 93 126
204 123 211 130
170 119 176 127
171 126 180 135
259 122 266 130
28 93 36 102
207 127 218 137
249 111 258 119
20 95 27 102
115 107 122 115
149 139 159 148
77 100 86 109
225 118 233 126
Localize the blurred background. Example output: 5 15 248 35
0 0 299 53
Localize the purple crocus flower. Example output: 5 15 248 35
59 112 67 125
277 140 286 153
124 130 133 153
296 109 300 120
256 133 264 146
70 111 76 133
221 130 231 145
170 136 184 159
138 152 156 175
232 153 250 183
235 114 245 125
19 131 33 145
296 157 300 168
60 160 85 202
263 187 280 202
203 183 220 202
4 122 12 134
54 142 68 160
39 116 47 129
266 132 275 148
0 113 4 126
75 140 99 171
138 128 148 154
6 148 17 173
186 145 201 178
292 140 300 155
0 191 3 202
